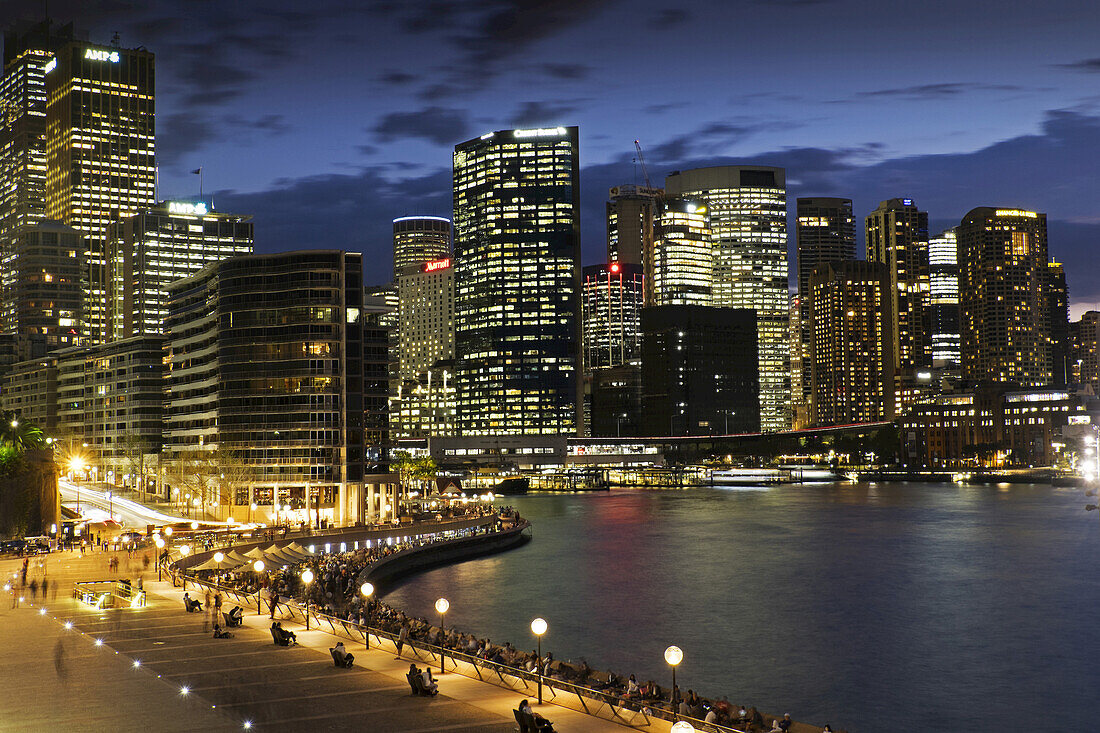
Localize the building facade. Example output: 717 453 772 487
105 200 253 340
647 197 713 307
958 208 1051 387
392 216 451 280
664 166 789 431
44 39 156 344
928 228 961 370
1047 260 1070 386
794 197 856 426
809 260 894 426
0 355 59 433
640 305 759 437
607 184 661 266
582 262 644 438
165 251 380 524
453 126 581 436
1070 311 1100 393
865 198 930 414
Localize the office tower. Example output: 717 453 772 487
0 220 83 357
365 282 399 412
55 335 165 489
865 198 930 413
394 256 455 438
0 355 58 433
1070 312 1100 392
105 200 253 339
794 197 856 426
392 216 451 280
582 262 644 437
809 260 894 426
0 23 76 254
1047 260 1069 386
607 184 661 265
453 126 580 436
646 197 712 307
582 263 643 370
166 251 377 524
641 304 759 436
44 38 156 344
664 166 789 431
958 208 1051 386
928 228 961 369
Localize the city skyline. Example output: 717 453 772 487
6 1 1100 316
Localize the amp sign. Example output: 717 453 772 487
167 202 209 215
85 48 120 63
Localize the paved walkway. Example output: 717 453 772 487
0 551 676 733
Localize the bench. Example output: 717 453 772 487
271 627 291 646
184 598 201 613
224 609 243 627
406 671 437 696
330 647 354 668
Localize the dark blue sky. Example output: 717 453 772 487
8 0 1100 314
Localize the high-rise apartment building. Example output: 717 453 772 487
958 207 1051 386
582 263 643 437
1047 260 1070 386
641 305 759 436
105 200 253 339
0 220 83 357
928 228 961 369
392 216 451 280
165 251 382 524
866 198 930 413
44 38 156 344
647 197 713 307
453 126 581 436
1070 312 1100 392
664 166 789 431
0 22 76 256
607 184 661 266
794 197 856 426
809 260 894 426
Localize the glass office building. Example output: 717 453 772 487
928 228 960 369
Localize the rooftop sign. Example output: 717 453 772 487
513 127 568 138
422 258 452 272
995 209 1038 218
167 201 209 216
85 48 120 63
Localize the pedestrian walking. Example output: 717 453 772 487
29 578 38 600
395 623 408 658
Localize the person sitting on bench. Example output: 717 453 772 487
270 621 296 646
330 641 354 668
183 593 201 613
518 699 555 732
213 623 232 639
227 606 243 626
407 664 437 696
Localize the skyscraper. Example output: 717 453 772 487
1069 312 1100 392
794 197 856 426
44 38 156 344
582 262 644 437
865 198 930 413
607 184 661 266
1047 260 1069 386
647 197 713 307
928 228 961 369
392 216 451 280
664 166 789 431
105 199 253 339
958 207 1051 386
809 260 894 426
453 126 580 436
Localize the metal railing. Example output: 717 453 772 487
73 579 147 609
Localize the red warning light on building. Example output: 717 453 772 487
609 262 621 273
422 258 452 272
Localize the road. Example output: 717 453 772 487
59 479 212 529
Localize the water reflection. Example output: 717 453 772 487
383 483 1100 732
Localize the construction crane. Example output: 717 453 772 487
633 140 653 188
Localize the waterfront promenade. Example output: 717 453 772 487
0 550 679 732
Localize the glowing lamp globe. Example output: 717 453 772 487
252 560 265 572
179 545 191 556
531 617 547 636
435 598 449 615
671 722 696 733
664 645 683 666
301 569 314 584
360 582 374 598
213 552 224 563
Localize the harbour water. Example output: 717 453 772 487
384 483 1100 732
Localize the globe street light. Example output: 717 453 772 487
435 598 449 674
301 568 314 630
360 582 374 649
664 645 683 704
253 560 266 615
671 722 696 733
531 617 548 704
154 536 165 581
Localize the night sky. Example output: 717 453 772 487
6 0 1100 314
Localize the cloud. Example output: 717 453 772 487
371 106 471 145
541 63 591 80
1055 58 1100 72
853 83 1031 100
157 113 216 165
379 70 420 85
510 101 581 128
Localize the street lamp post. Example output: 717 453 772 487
664 645 683 706
154 536 165 581
253 560 265 615
530 617 547 704
301 569 314 630
435 598 449 674
360 582 374 649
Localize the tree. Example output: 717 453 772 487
0 411 44 452
118 434 160 500
167 447 254 520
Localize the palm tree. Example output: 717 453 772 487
0 412 45 452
